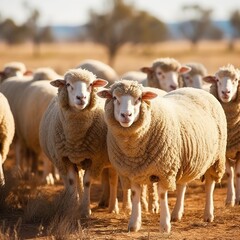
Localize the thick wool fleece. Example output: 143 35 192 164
147 58 182 89
105 81 227 191
39 70 110 179
210 82 240 159
0 93 14 162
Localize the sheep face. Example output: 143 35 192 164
204 66 240 103
97 81 158 127
182 73 202 89
154 66 179 92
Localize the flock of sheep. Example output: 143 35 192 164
0 58 239 234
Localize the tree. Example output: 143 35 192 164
229 10 240 50
179 4 223 47
86 0 168 66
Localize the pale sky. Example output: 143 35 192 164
0 0 239 26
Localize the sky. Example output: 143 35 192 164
0 0 239 26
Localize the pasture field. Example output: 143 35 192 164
0 40 240 239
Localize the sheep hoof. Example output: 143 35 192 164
171 212 183 222
160 222 171 233
128 220 141 232
203 214 214 223
225 200 235 207
81 209 91 219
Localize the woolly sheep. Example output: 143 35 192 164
39 68 119 217
0 61 32 82
121 71 147 86
141 57 191 92
32 67 62 81
76 59 119 86
180 62 208 89
0 70 59 183
0 93 15 185
203 64 240 206
97 80 227 233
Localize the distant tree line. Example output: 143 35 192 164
0 0 239 63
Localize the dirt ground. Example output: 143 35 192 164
0 156 239 240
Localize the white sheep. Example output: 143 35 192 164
0 61 32 82
76 59 119 86
180 62 208 89
0 69 59 183
203 64 240 206
121 71 147 86
39 68 119 217
0 93 15 185
97 80 227 233
141 57 191 92
32 67 62 81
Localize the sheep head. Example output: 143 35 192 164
98 80 157 127
51 68 108 110
141 58 191 92
181 63 207 89
203 64 240 103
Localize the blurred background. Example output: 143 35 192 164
0 0 239 74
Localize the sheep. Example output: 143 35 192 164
0 69 59 183
0 61 32 82
32 67 62 81
121 71 147 86
179 62 208 89
76 59 119 86
0 93 15 185
140 57 191 92
203 64 240 206
39 68 119 217
97 80 227 233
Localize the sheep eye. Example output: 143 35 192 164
89 83 93 87
113 96 117 100
156 72 162 76
185 76 190 80
66 83 71 87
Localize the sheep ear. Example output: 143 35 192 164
0 71 7 80
92 79 108 88
203 76 217 84
142 91 158 101
178 66 191 74
50 79 66 88
97 89 112 99
140 67 153 74
24 70 33 76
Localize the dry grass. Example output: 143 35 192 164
0 40 239 76
0 40 240 239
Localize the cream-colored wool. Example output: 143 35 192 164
121 71 147 86
76 59 119 87
180 62 207 88
0 93 15 162
0 75 58 178
145 58 182 89
209 67 240 159
104 80 227 191
32 67 62 81
39 69 111 180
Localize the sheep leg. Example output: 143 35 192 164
225 160 235 206
42 154 55 185
108 167 119 213
120 176 131 212
98 168 110 208
204 171 215 222
141 184 148 212
80 169 92 218
128 183 141 232
0 154 5 186
235 159 240 205
158 184 171 233
171 183 187 221
148 183 159 213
